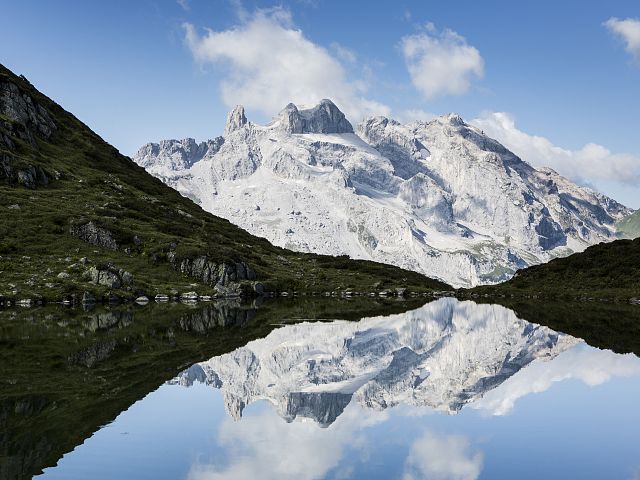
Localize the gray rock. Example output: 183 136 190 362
119 269 133 286
176 255 256 287
86 265 132 289
253 282 265 295
224 105 248 136
0 80 56 144
277 99 353 134
57 272 70 279
70 221 118 250
135 296 149 304
180 291 199 302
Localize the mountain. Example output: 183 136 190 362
471 237 640 300
171 298 576 425
134 100 631 288
0 64 450 303
617 210 640 239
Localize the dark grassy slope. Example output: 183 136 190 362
0 298 428 480
475 298 640 356
0 64 450 301
470 237 640 300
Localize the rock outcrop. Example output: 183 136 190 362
85 264 133 289
224 105 248 136
1 80 56 144
171 254 256 288
277 99 353 134
0 79 57 187
70 221 118 250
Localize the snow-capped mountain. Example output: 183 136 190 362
134 100 631 287
169 298 577 426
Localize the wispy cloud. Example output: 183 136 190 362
400 23 484 99
605 17 640 63
183 8 390 121
472 111 640 186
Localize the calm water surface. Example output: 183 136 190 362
3 298 640 479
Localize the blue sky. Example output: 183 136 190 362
1 0 639 206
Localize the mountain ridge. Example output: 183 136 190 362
135 100 631 288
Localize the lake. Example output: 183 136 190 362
2 297 639 479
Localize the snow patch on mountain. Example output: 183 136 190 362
134 100 631 287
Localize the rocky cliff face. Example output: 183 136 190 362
0 79 57 187
171 298 577 425
134 101 631 287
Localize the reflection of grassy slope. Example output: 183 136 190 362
0 298 427 480
473 298 640 357
0 64 450 302
616 210 640 239
469 237 640 300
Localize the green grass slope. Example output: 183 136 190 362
0 64 450 301
616 209 640 239
470 237 640 300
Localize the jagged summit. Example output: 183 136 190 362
224 104 247 136
275 98 353 134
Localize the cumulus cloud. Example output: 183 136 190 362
605 17 640 62
184 8 390 122
187 402 387 480
472 343 640 416
400 23 484 99
403 431 483 480
471 111 640 185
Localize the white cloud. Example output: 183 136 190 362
184 8 390 122
187 402 388 480
402 431 483 480
330 42 357 64
605 17 640 62
400 23 484 99
176 0 189 11
471 111 640 185
472 343 640 416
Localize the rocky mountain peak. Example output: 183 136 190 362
442 113 465 126
276 99 353 134
224 105 248 136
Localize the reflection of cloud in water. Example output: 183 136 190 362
472 343 640 416
187 402 388 480
403 431 483 480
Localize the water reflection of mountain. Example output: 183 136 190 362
172 298 578 425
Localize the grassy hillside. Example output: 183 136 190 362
469 237 640 300
616 210 640 239
0 64 450 302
